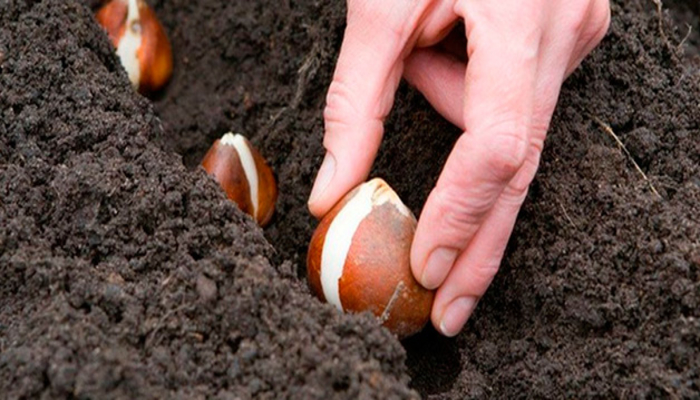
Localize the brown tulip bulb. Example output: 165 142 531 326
96 0 173 94
307 178 434 338
201 133 277 226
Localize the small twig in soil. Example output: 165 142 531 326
678 23 693 51
292 40 322 108
145 304 191 348
557 200 578 230
675 65 692 87
379 281 406 324
590 116 662 199
651 0 674 53
262 37 323 132
662 386 680 400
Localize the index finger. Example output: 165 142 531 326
307 4 413 218
410 0 544 290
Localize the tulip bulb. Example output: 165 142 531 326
307 178 434 338
96 0 173 94
201 133 277 226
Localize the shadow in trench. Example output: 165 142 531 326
403 325 461 396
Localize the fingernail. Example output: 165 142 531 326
420 247 458 289
439 296 477 337
309 152 336 205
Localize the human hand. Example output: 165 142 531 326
308 0 610 336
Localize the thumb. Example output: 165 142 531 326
308 5 411 218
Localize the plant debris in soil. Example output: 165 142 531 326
1 0 699 398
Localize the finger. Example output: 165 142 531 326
430 178 527 336
564 1 611 77
532 0 609 123
403 48 466 129
425 0 610 335
307 9 408 218
430 144 540 335
414 0 460 48
411 3 543 290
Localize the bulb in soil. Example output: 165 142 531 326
96 0 173 95
307 178 434 338
201 133 277 226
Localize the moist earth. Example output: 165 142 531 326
1 0 699 399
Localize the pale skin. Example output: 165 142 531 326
308 0 611 337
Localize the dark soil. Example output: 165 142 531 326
1 0 699 398
667 0 700 59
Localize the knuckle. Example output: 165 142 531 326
501 176 530 205
431 186 488 239
480 125 529 181
323 79 359 125
451 257 501 298
530 115 552 139
322 79 385 152
473 260 501 291
508 146 541 194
